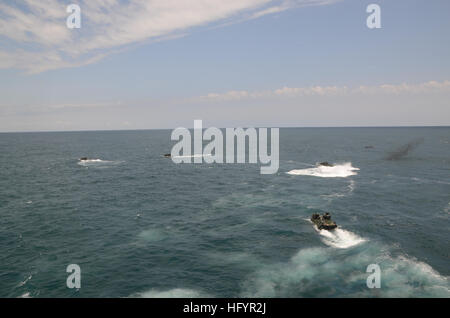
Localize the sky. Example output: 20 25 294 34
0 0 449 132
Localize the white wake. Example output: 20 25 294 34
172 154 212 159
287 162 359 178
316 227 366 249
77 159 122 167
78 159 106 163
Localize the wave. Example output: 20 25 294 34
348 179 356 192
411 177 450 185
287 162 359 178
17 274 32 287
137 228 167 242
241 245 450 297
321 180 356 199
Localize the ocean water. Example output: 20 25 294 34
0 127 449 298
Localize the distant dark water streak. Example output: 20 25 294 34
385 138 424 160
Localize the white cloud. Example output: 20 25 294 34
195 80 450 102
0 0 338 73
0 100 122 117
249 0 337 19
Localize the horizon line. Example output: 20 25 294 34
1 124 449 134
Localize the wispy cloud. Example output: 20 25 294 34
0 100 122 116
0 0 338 73
194 80 450 102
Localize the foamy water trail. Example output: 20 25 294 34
287 162 359 178
173 154 212 159
348 179 355 192
78 159 108 164
77 159 122 167
316 227 367 249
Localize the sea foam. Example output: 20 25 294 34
241 245 450 297
77 158 109 165
77 159 122 167
287 162 359 178
316 227 367 249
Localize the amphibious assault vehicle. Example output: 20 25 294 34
311 213 337 230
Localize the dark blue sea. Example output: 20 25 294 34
0 127 449 297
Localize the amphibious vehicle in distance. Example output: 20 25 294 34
311 212 337 230
317 161 334 167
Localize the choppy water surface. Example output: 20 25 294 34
0 127 449 297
